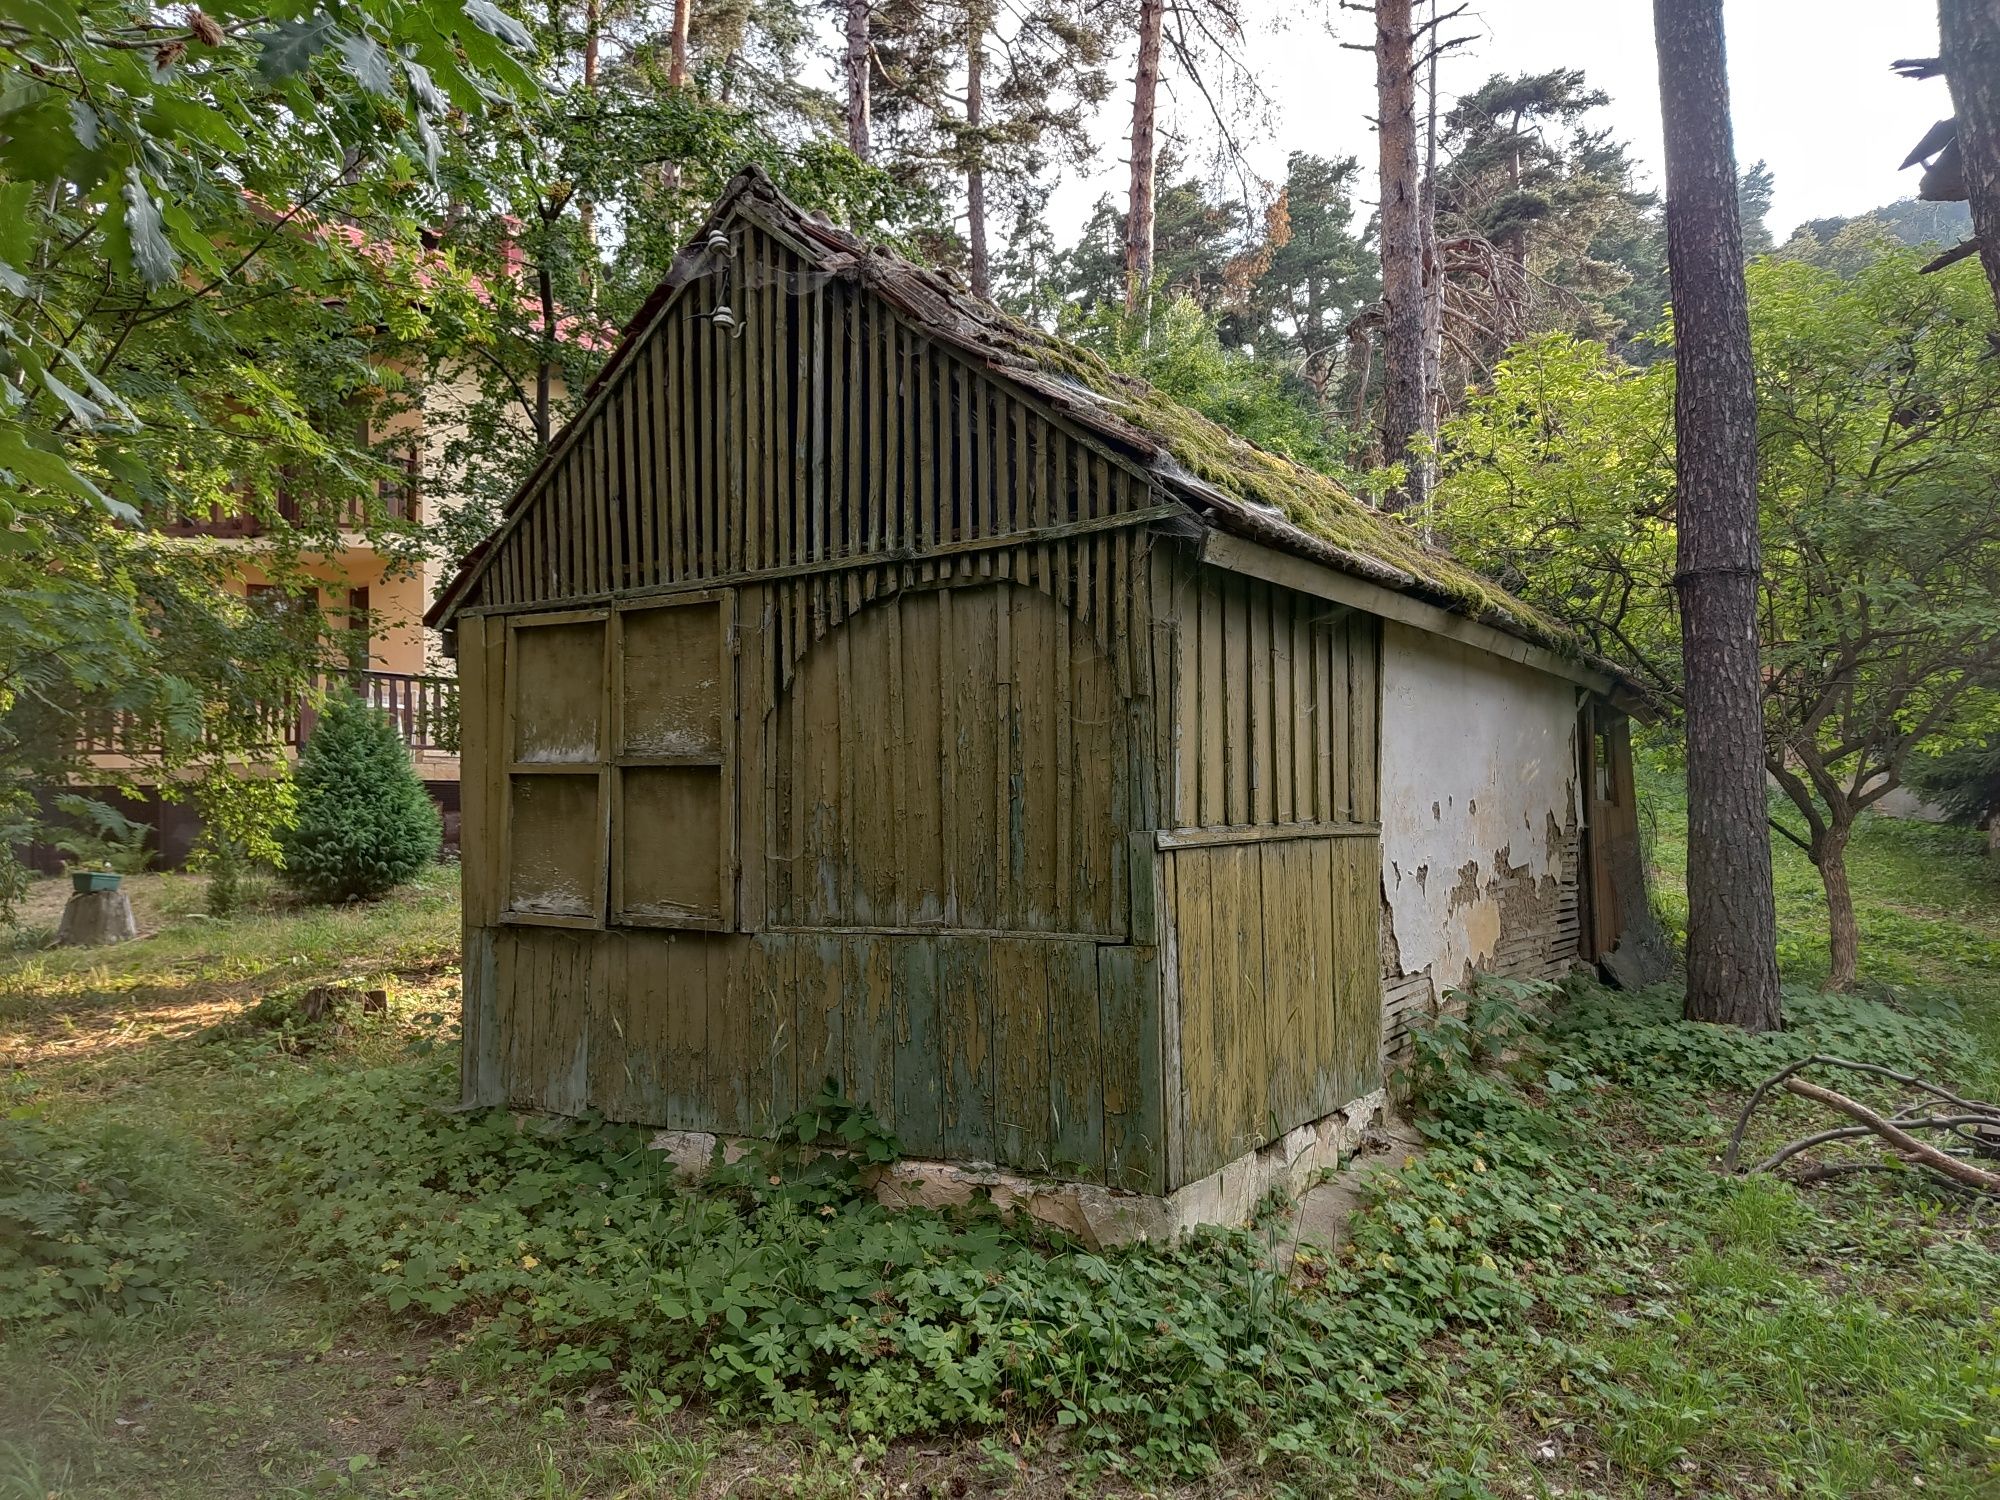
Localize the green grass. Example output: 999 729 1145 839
2 786 1998 1499
1637 745 2000 1049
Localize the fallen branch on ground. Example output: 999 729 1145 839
1725 1054 2000 1196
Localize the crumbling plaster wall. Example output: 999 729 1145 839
1378 623 1584 1051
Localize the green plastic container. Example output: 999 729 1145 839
70 870 123 895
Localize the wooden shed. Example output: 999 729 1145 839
428 167 1655 1207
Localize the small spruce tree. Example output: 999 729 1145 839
280 692 441 902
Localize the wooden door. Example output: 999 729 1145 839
1581 705 1647 964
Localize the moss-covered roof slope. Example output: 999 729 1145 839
743 170 1571 652
433 167 1578 658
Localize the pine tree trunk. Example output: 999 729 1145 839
670 0 690 87
1124 0 1165 314
579 0 600 255
845 0 870 159
1942 0 2000 315
662 0 692 191
1375 0 1431 515
1418 8 1444 481
1811 822 1860 991
1655 0 1782 1033
966 6 989 300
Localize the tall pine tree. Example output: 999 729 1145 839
1654 0 1782 1031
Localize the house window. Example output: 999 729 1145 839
499 593 734 930
247 582 321 631
345 586 372 672
378 446 421 522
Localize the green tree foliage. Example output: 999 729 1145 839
1050 153 1375 338
1043 152 1375 446
1787 197 1973 257
1910 733 2000 830
1736 157 1776 256
1065 293 1365 484
280 693 441 902
1437 251 2000 986
423 0 926 583
1429 335 1679 687
1435 71 1659 363
0 0 534 530
853 0 1107 295
1247 154 1379 382
190 764 298 916
47 794 151 875
0 0 536 905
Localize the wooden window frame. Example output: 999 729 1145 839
608 590 737 931
500 608 612 930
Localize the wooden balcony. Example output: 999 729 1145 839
75 671 456 760
355 669 454 751
158 459 421 539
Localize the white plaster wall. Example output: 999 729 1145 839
1379 622 1583 994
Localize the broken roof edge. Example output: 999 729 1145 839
428 166 1627 701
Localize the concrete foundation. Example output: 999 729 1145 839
651 1088 1391 1249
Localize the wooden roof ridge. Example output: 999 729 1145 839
428 167 1640 704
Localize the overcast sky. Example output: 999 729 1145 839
1044 0 1950 246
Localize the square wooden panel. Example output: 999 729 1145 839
506 773 605 921
511 618 607 764
617 598 726 758
614 765 725 924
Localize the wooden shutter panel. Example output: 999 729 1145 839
502 611 609 926
611 593 735 928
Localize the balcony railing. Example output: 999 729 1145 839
157 458 421 539
75 671 456 758
356 670 454 751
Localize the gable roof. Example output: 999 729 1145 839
428 166 1579 663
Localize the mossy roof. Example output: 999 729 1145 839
432 167 1579 662
753 171 1572 652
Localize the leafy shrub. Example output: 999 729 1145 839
0 1117 199 1332
189 764 295 917
1909 736 2000 828
280 691 440 902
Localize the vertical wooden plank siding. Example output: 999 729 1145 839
1143 553 1386 1186
463 235 1163 612
770 579 1125 935
1158 833 1382 1184
1155 555 1379 839
469 538 1172 1184
457 616 505 1105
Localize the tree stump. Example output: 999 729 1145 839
56 888 139 947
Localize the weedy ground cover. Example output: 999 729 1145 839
2 775 1997 1498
